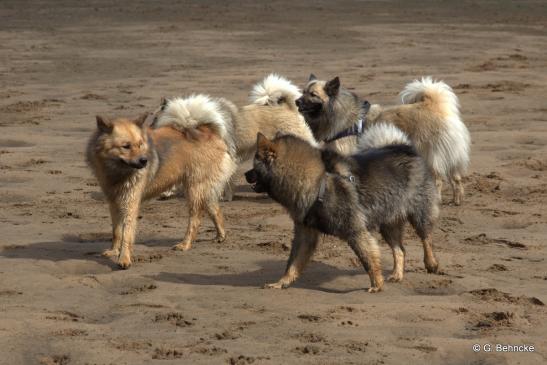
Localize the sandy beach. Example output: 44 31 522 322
0 1 546 364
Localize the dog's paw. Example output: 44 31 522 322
102 248 120 258
172 242 191 251
117 255 132 270
387 273 403 283
367 286 382 293
263 282 287 289
215 234 226 243
425 261 439 274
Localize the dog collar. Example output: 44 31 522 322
324 100 370 144
317 172 356 203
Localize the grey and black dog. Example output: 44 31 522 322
296 74 367 155
297 74 470 206
245 125 440 293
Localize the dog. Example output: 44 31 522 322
296 74 368 155
153 74 317 201
86 94 237 268
297 75 470 205
245 124 440 292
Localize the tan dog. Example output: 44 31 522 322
86 94 236 268
153 74 317 201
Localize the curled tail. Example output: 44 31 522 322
400 76 470 177
360 123 411 150
399 76 460 115
156 94 227 139
249 73 301 110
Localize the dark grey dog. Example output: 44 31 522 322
296 74 367 155
245 126 440 293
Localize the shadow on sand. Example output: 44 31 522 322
150 259 374 294
1 234 379 293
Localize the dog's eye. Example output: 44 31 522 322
310 92 318 97
122 143 131 150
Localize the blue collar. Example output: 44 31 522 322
324 100 370 144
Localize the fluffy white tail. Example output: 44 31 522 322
156 94 227 138
249 73 301 107
360 123 411 150
400 76 459 116
400 76 470 177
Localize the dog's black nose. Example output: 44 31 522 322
245 169 257 184
139 157 148 166
295 97 302 107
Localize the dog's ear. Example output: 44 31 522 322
96 115 113 133
325 76 340 97
134 112 149 128
160 97 168 110
257 132 277 163
308 73 317 82
257 132 271 149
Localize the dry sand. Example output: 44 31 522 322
1 1 546 364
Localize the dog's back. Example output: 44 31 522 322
235 74 316 162
354 145 437 228
313 125 438 234
369 77 470 178
153 95 238 198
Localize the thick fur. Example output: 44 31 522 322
245 131 440 292
153 74 316 201
235 73 317 161
359 123 411 150
297 74 363 155
87 100 237 268
156 94 228 140
299 75 470 205
249 73 302 107
367 77 471 205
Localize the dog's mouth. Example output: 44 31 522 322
297 103 322 114
121 158 148 169
245 169 265 193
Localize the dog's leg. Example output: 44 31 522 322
159 184 179 200
409 214 439 274
173 199 204 251
348 231 384 293
117 192 142 269
206 200 226 243
222 179 234 202
434 173 443 204
450 173 464 206
421 234 439 273
103 201 122 258
265 224 319 289
380 223 405 282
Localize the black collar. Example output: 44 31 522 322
324 100 370 144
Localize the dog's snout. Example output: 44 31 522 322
245 169 257 184
127 157 148 169
295 97 302 107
